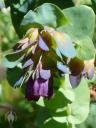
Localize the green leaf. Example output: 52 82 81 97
53 75 75 102
7 67 22 87
45 88 71 111
36 97 45 107
2 55 24 68
61 75 75 102
36 108 51 127
5 43 32 62
72 0 92 5
41 118 69 128
0 0 5 9
58 5 95 40
21 3 68 33
53 32 76 58
36 0 74 9
76 37 95 60
4 0 73 37
68 78 90 124
91 0 96 13
4 0 36 37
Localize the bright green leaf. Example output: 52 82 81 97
7 67 22 87
41 118 69 128
76 37 95 60
68 78 90 124
2 55 24 68
53 32 76 58
58 5 95 40
21 3 68 33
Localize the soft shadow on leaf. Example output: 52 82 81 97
3 56 24 68
7 67 22 87
21 3 68 33
41 118 70 128
58 5 95 40
76 37 95 60
68 78 90 124
53 32 76 58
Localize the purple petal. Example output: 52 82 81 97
33 79 40 96
82 67 94 80
39 80 49 97
34 78 49 97
26 78 39 101
39 36 49 51
57 61 70 74
69 75 82 88
40 69 51 80
23 59 33 68
87 68 94 80
14 76 24 88
26 77 53 100
82 68 86 76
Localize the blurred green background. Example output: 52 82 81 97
0 8 39 128
0 1 96 128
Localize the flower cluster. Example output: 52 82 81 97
5 27 95 101
12 28 58 101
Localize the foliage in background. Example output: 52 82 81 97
0 0 96 128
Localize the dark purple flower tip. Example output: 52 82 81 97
48 78 53 99
69 74 82 88
39 36 49 51
25 78 40 101
26 77 53 101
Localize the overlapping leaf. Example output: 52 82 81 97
76 37 95 60
3 43 33 68
58 5 95 40
68 78 90 124
21 3 68 33
7 67 22 86
52 32 76 58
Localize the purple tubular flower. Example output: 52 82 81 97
34 78 49 97
26 69 53 101
26 78 40 101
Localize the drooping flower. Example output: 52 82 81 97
5 27 77 100
69 58 95 88
26 66 53 101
